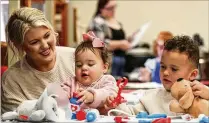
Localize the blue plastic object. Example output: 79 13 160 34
136 112 148 118
86 109 100 122
71 113 77 119
69 92 81 119
147 114 167 119
136 112 167 119
199 116 209 123
86 112 96 122
69 96 81 105
138 119 152 123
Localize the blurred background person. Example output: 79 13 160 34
87 0 131 78
138 31 173 83
193 33 207 58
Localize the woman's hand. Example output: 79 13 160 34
76 88 94 104
190 80 209 100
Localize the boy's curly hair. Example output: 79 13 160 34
75 40 111 65
164 35 199 68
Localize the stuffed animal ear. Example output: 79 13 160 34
179 89 194 109
171 80 181 99
169 100 185 113
43 95 59 122
47 83 69 107
36 89 48 108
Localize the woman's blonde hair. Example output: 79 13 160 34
6 7 55 60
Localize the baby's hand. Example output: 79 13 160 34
76 88 94 104
190 80 209 100
104 95 118 110
60 82 71 98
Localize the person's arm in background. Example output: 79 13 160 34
87 17 131 51
138 67 151 82
107 40 131 51
137 58 155 82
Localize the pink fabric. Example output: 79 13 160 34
65 75 118 109
82 31 105 48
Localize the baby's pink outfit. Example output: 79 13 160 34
66 75 118 109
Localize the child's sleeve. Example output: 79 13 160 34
86 75 118 108
115 101 146 116
113 89 156 116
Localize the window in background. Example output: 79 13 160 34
31 0 44 11
1 0 9 42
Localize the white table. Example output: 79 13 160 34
1 115 201 123
62 116 200 122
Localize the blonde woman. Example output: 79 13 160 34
1 7 75 113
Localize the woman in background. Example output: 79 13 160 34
87 0 131 78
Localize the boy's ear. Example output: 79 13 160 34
103 63 109 74
189 68 199 81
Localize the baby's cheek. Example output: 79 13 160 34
75 70 80 76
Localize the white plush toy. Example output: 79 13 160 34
2 89 61 122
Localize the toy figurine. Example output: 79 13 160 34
169 78 209 118
69 92 81 119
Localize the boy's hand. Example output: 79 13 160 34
60 82 71 98
76 88 94 104
104 95 118 110
190 80 209 100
